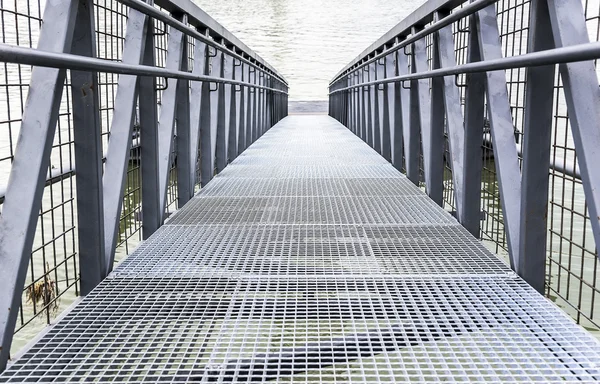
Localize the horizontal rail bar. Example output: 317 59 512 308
119 0 287 85
329 0 497 85
329 41 600 93
0 44 288 94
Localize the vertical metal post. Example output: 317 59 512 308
547 0 600 261
238 62 247 154
0 0 79 369
461 13 485 238
389 49 403 169
102 8 149 273
373 61 381 152
381 55 392 161
176 20 192 207
435 17 466 219
139 2 160 239
70 0 106 294
216 48 230 174
248 67 256 146
423 28 445 207
398 44 419 184
189 34 208 190
229 58 241 162
367 63 374 147
518 0 556 293
199 46 215 187
476 5 522 267
156 12 186 218
257 71 264 139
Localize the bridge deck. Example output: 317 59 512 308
2 115 600 382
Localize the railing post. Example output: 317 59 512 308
189 31 208 190
102 7 149 273
380 55 392 161
70 0 106 295
367 62 375 148
547 0 600 262
229 57 241 162
176 15 192 207
374 59 383 154
398 41 419 185
216 48 232 173
361 67 368 142
139 1 160 239
249 67 256 145
0 0 79 369
200 46 215 187
421 28 445 207
461 13 485 238
475 5 523 268
433 14 467 221
215 44 228 174
156 12 186 217
238 62 247 154
389 49 403 169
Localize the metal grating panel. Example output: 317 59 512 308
4 115 600 382
199 178 424 197
112 224 511 277
165 196 456 226
216 164 405 179
1 277 599 382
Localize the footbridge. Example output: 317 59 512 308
1 0 600 381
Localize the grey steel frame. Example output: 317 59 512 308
329 0 600 297
0 0 287 369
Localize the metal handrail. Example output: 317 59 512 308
0 44 287 93
329 0 496 86
329 41 600 94
121 0 287 85
328 0 600 334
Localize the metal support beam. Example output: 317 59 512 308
476 5 522 267
434 17 466 221
199 46 214 187
139 1 160 239
413 29 443 205
237 63 247 155
216 49 230 173
517 0 555 293
373 61 382 153
70 0 106 295
157 13 186 217
460 13 485 238
189 36 207 190
176 23 192 207
381 55 392 161
547 0 600 261
229 59 241 162
0 0 79 369
399 47 419 185
102 8 149 271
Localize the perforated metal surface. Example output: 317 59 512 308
3 115 600 382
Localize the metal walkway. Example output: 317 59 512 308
2 115 600 382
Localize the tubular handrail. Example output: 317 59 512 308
329 0 496 86
0 44 288 93
120 0 287 86
329 41 600 93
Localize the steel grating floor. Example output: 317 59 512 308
2 115 600 383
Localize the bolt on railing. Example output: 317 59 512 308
329 0 600 334
0 0 288 369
